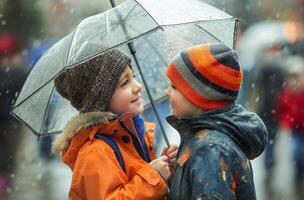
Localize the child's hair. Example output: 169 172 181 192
166 43 242 110
54 49 131 113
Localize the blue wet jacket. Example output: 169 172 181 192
166 103 267 200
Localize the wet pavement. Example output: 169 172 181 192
2 129 302 200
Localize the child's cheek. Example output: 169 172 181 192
118 97 132 113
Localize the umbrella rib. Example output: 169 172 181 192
134 0 162 29
194 24 223 44
13 71 61 109
160 17 235 27
123 2 138 21
10 111 40 136
39 85 55 135
65 30 77 69
13 108 61 137
127 25 167 65
98 3 138 34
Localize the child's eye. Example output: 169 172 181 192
121 79 129 87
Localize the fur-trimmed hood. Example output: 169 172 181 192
53 112 115 153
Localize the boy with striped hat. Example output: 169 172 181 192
165 43 267 200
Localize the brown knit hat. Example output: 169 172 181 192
54 49 131 113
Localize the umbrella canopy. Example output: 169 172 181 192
12 0 237 136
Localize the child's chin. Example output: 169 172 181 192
130 108 143 116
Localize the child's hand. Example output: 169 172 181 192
162 145 178 166
149 156 171 182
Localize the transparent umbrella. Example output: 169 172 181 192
12 0 237 144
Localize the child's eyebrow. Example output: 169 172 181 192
118 75 127 83
118 70 132 83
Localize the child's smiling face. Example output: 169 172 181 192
108 66 143 116
167 83 203 118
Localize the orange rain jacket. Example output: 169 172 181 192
53 112 168 200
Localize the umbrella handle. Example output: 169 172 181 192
127 42 170 147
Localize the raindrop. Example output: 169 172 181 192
22 49 28 56
20 163 25 169
36 173 42 180
255 97 260 103
251 83 255 88
271 109 276 114
5 67 9 72
70 8 74 14
15 92 19 97
276 13 281 18
0 92 1 96
245 5 251 11
1 20 6 26
10 174 15 178
6 90 9 94
6 187 12 193
0 14 3 18
269 140 274 145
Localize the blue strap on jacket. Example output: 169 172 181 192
133 115 151 162
94 133 126 173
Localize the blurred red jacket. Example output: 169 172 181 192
275 88 304 133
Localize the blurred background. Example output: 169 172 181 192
1 0 304 199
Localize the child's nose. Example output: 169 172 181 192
133 79 142 93
166 87 171 97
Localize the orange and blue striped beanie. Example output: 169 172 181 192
166 43 243 110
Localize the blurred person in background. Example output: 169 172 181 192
275 55 304 199
246 45 286 184
0 34 28 197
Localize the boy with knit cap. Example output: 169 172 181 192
53 48 177 200
165 43 267 200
